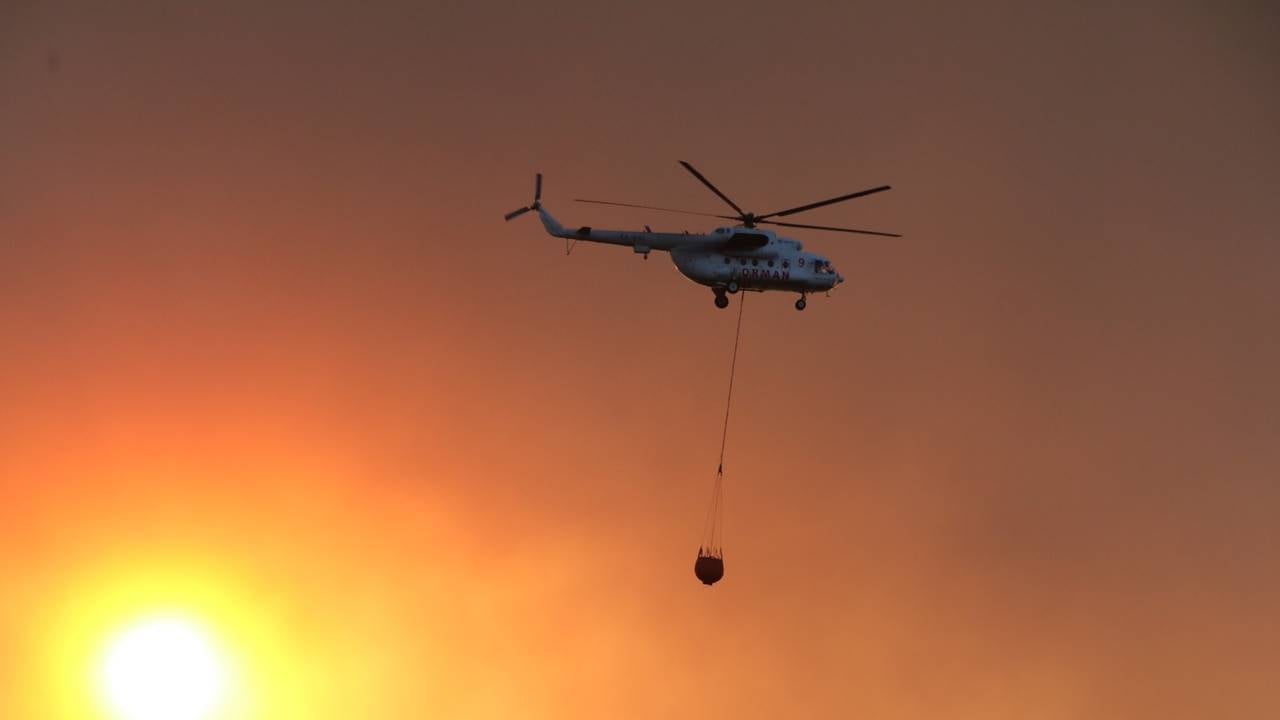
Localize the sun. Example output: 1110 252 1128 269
97 616 228 720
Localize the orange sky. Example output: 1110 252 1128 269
2 2 1278 718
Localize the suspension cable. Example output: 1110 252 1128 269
717 293 747 473
701 294 746 554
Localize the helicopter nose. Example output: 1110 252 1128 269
836 273 845 285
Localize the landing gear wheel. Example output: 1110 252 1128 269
714 292 729 309
795 297 807 311
726 281 740 294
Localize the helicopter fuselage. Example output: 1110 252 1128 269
670 244 840 294
535 208 844 295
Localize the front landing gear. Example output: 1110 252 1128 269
714 289 729 309
795 295 807 311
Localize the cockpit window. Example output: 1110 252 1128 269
814 259 837 275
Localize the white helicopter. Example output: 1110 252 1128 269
504 161 899 310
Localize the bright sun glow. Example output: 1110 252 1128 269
98 616 227 720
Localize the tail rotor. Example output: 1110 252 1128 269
503 173 542 221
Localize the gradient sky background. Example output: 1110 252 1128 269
3 1 1278 718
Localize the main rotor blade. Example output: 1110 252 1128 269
504 206 532 221
678 161 746 217
575 198 736 220
760 219 901 238
534 173 542 202
758 185 892 220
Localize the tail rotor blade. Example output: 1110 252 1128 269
506 173 544 221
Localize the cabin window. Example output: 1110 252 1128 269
782 260 790 269
751 259 758 266
724 256 731 264
767 260 774 267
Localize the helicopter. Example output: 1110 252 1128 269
504 161 899 310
